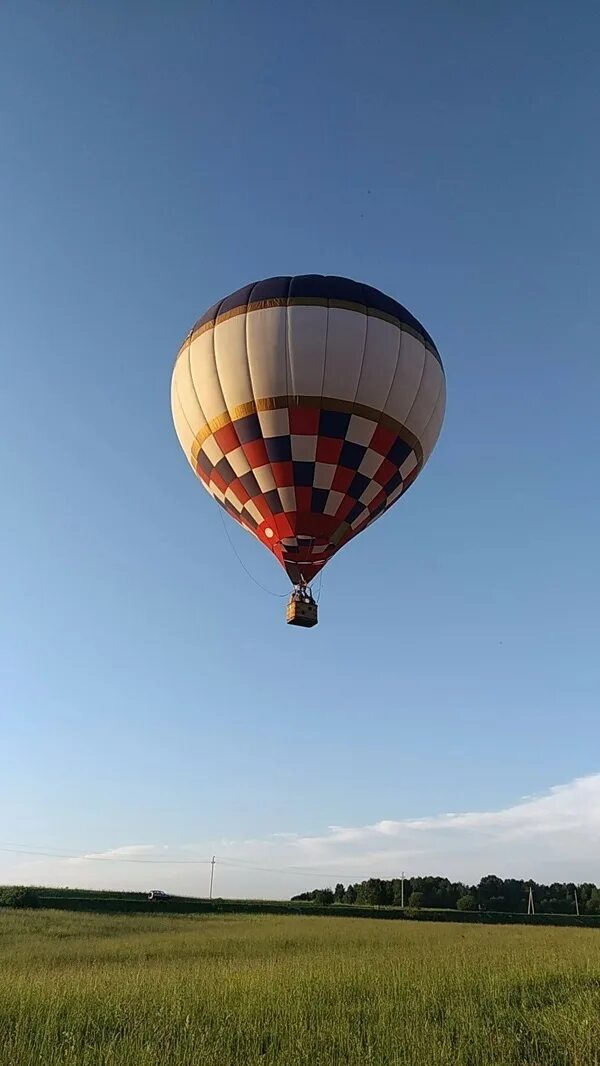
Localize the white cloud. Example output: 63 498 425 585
72 844 162 863
1 774 599 898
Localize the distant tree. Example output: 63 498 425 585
456 894 477 912
291 875 600 915
532 881 569 915
383 880 396 906
477 875 508 912
408 890 424 909
357 879 387 907
578 883 595 905
313 888 334 905
0 886 37 908
496 878 527 913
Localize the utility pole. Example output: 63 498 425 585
527 885 535 915
401 871 405 909
574 887 580 916
209 856 215 901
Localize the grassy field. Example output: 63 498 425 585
0 909 599 1066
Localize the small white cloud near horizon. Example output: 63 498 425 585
68 844 163 864
1 773 599 897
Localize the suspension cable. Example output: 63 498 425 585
217 508 288 598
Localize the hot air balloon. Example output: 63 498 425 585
171 275 445 627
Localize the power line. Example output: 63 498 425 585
1 844 369 882
215 857 368 881
0 845 211 865
1 842 371 882
0 842 82 856
217 858 321 877
0 846 84 859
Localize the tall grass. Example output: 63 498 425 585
0 909 599 1065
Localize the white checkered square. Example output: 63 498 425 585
346 414 376 446
400 452 418 478
313 462 337 490
224 486 244 512
226 445 251 477
245 500 263 524
358 447 384 478
387 483 404 506
258 408 290 437
290 434 317 462
324 490 345 516
202 436 225 466
278 486 297 512
359 480 382 507
254 464 276 492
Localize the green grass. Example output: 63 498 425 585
1 909 599 1065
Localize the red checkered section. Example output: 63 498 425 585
195 404 419 584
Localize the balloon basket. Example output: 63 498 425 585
286 584 318 628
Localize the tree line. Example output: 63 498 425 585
292 875 600 914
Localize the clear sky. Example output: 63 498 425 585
1 1 599 899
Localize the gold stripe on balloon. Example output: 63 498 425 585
175 298 441 364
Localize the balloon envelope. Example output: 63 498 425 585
171 275 445 584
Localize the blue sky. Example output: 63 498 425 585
1 1 599 897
